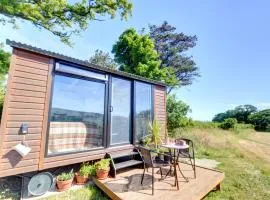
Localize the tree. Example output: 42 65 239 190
166 94 191 133
248 109 270 131
0 44 10 121
0 0 132 46
112 28 178 86
0 43 10 76
149 21 199 93
213 104 258 123
89 49 117 69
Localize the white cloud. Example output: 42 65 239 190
255 102 270 110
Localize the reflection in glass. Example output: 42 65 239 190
135 82 153 142
47 75 105 155
111 77 131 145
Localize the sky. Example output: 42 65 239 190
1 0 270 121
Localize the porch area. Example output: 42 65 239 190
93 163 224 200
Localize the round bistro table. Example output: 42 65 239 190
161 143 190 190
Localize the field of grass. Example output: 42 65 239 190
176 127 270 200
1 127 269 200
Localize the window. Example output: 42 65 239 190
110 77 131 145
47 74 105 155
55 63 107 81
135 82 153 142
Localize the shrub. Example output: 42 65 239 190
248 109 270 131
219 118 237 130
57 172 74 181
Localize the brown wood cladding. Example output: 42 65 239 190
0 48 51 177
154 85 167 139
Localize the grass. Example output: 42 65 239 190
40 185 108 200
176 127 270 200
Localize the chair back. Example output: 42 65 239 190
175 138 194 155
138 146 153 167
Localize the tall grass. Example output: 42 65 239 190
170 127 270 200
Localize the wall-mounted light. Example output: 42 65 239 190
20 123 28 134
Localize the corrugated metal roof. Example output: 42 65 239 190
6 39 167 86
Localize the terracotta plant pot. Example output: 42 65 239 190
56 178 73 192
75 173 89 185
96 168 109 180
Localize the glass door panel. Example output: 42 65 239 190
110 77 131 145
48 75 105 155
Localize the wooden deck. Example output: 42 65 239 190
93 163 224 200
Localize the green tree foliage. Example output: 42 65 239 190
0 0 132 45
89 49 117 69
213 104 257 123
0 44 10 121
149 21 199 93
166 94 191 133
248 109 270 131
112 28 178 86
219 118 237 130
0 43 10 76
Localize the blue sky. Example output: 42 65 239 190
1 0 270 121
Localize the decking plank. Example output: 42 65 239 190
94 163 224 200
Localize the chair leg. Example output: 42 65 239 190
189 156 196 179
178 163 188 182
193 157 196 179
141 166 146 185
152 167 155 195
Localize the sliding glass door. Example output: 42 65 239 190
110 77 131 145
47 74 106 155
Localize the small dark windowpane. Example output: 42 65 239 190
47 75 105 155
135 82 153 142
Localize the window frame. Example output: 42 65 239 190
45 62 109 157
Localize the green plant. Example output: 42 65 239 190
87 165 96 176
143 119 162 149
57 172 74 181
219 118 237 130
94 159 111 171
79 163 90 177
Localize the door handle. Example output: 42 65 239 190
110 106 113 112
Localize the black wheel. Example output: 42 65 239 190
28 172 53 196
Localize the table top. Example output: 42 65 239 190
161 143 189 150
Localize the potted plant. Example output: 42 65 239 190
75 162 90 185
94 158 111 180
143 120 163 161
56 171 74 192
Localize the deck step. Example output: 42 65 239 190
115 160 143 170
111 151 139 159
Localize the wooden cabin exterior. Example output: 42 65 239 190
0 40 167 178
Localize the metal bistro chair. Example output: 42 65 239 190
175 138 196 178
138 146 175 195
